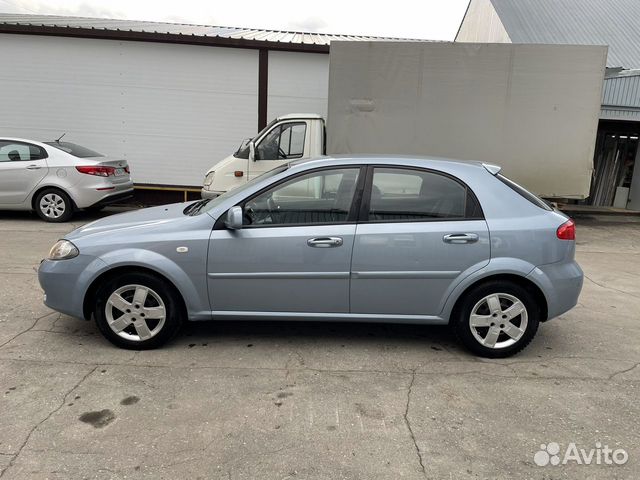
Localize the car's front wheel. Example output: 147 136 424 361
452 280 540 358
35 188 74 222
94 272 184 349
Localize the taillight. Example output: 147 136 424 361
125 166 130 174
557 219 575 240
76 166 116 177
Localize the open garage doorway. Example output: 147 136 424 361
589 121 640 209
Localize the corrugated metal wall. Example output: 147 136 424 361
267 51 329 120
0 34 261 186
601 73 640 121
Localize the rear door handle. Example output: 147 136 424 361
443 233 479 244
307 237 343 248
26 164 42 170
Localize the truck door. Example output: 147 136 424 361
247 121 309 180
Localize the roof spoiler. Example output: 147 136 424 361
482 163 502 175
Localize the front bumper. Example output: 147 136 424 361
38 255 108 320
527 260 583 320
201 187 222 199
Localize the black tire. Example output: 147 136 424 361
34 188 74 222
94 272 185 349
451 280 540 358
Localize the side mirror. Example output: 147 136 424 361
224 206 243 230
249 141 256 162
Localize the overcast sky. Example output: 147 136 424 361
0 0 470 40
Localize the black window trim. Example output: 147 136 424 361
0 139 48 161
358 165 485 224
214 164 367 230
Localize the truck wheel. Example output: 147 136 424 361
35 188 74 222
452 280 540 358
94 272 185 349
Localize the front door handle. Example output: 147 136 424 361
26 164 42 170
307 237 343 248
443 233 479 244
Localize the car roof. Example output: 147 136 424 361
0 137 48 144
288 154 499 176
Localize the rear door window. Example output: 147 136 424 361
365 167 482 221
0 141 47 161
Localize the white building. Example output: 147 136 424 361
0 13 405 201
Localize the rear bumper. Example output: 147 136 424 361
527 260 583 320
72 178 134 208
87 189 134 208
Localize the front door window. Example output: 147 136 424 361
243 168 360 226
255 122 307 160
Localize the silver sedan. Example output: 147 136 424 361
38 156 583 357
0 137 133 222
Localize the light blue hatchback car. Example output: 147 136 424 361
38 156 583 357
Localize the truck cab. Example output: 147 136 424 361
201 113 325 198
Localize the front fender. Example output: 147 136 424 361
439 257 543 321
96 248 212 321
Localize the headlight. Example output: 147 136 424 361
203 171 215 186
48 240 79 260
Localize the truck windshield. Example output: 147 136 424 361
233 119 278 159
189 164 289 216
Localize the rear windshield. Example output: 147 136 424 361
497 174 552 211
45 141 104 158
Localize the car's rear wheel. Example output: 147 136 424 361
94 272 184 349
35 188 73 222
452 280 540 358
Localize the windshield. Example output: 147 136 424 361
45 141 104 158
188 164 289 215
233 119 278 159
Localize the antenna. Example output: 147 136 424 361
56 133 66 142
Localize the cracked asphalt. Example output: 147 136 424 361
0 209 639 479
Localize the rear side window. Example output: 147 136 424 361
44 141 103 158
497 174 552 211
0 141 47 161
366 167 483 221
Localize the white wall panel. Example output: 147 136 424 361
267 51 329 121
0 34 259 185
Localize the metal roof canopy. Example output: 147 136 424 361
0 13 427 53
488 0 640 69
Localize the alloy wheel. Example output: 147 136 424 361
469 293 528 349
39 193 66 219
105 284 166 342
